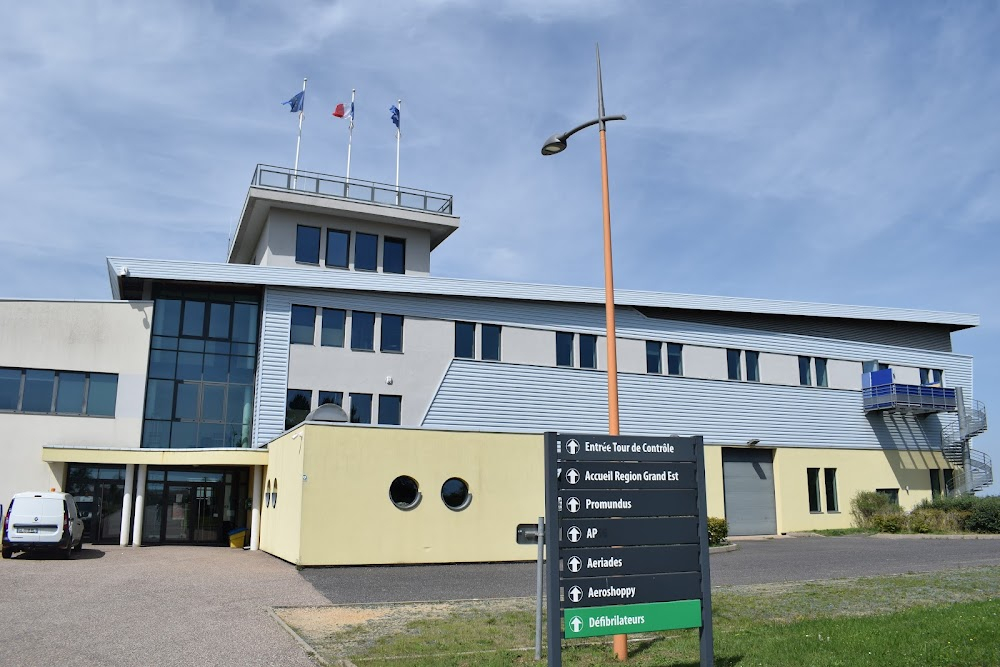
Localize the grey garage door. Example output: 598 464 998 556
722 448 777 536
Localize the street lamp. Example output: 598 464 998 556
541 43 628 662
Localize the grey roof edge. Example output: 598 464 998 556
105 256 980 329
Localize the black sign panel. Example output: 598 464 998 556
560 517 698 548
559 489 697 518
557 434 697 462
559 462 697 490
561 572 702 608
561 544 700 578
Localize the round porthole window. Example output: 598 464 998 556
441 477 472 511
389 475 422 510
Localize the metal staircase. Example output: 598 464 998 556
942 395 992 494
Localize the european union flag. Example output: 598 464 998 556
283 91 305 113
390 104 400 128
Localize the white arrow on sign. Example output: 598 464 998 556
569 616 583 633
566 439 580 455
567 555 582 573
565 468 580 485
567 526 582 542
568 586 584 603
566 497 581 513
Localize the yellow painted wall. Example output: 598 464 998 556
771 447 951 532
295 425 543 566
257 424 953 565
258 431 305 564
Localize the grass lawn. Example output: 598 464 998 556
280 566 1000 666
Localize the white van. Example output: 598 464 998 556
2 492 84 559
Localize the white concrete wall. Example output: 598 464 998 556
260 208 432 275
828 359 862 390
503 327 553 367
892 365 921 385
0 300 152 506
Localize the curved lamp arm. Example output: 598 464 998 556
541 114 626 155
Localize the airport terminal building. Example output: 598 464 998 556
0 165 991 564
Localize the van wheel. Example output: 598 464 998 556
74 540 83 552
63 543 73 560
1 548 11 559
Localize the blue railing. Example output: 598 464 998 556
252 165 454 215
862 383 958 413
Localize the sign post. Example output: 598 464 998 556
544 432 713 666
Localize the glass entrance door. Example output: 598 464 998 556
163 483 224 544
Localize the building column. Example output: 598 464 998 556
249 465 263 551
119 464 135 547
131 464 147 547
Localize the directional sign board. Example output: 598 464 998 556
544 432 714 667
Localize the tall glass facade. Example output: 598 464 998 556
142 287 261 448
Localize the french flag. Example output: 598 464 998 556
332 102 354 122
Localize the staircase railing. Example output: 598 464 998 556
947 449 994 494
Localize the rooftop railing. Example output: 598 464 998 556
252 164 454 215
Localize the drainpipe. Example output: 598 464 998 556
250 465 262 551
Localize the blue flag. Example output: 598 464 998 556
283 91 305 113
390 104 400 128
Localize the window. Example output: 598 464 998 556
876 488 899 505
22 370 55 412
349 393 372 424
943 469 954 494
318 391 343 407
807 468 821 513
455 321 475 358
380 314 404 353
0 367 21 410
378 395 402 425
383 237 406 274
556 332 575 367
441 477 472 510
815 358 829 388
930 469 942 498
726 349 741 381
667 343 683 376
295 225 321 264
326 229 350 268
285 389 312 430
355 232 378 271
55 372 86 414
798 356 812 386
351 311 376 351
481 324 502 361
920 368 943 385
290 305 316 345
646 341 661 374
579 334 598 369
321 308 346 347
745 350 760 382
389 475 420 509
824 468 838 512
0 369 118 417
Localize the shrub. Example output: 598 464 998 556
965 497 1000 534
708 517 729 546
851 491 896 529
906 508 948 533
870 511 905 533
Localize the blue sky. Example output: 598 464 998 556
1 1 997 477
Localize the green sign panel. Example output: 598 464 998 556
562 599 702 639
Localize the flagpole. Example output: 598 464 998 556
395 99 401 205
346 88 355 187
293 77 307 189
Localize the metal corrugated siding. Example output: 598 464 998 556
637 309 954 352
264 286 973 384
423 360 948 450
252 287 292 447
105 257 979 328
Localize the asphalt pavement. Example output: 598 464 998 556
300 535 1000 603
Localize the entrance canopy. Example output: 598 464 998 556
41 446 268 467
